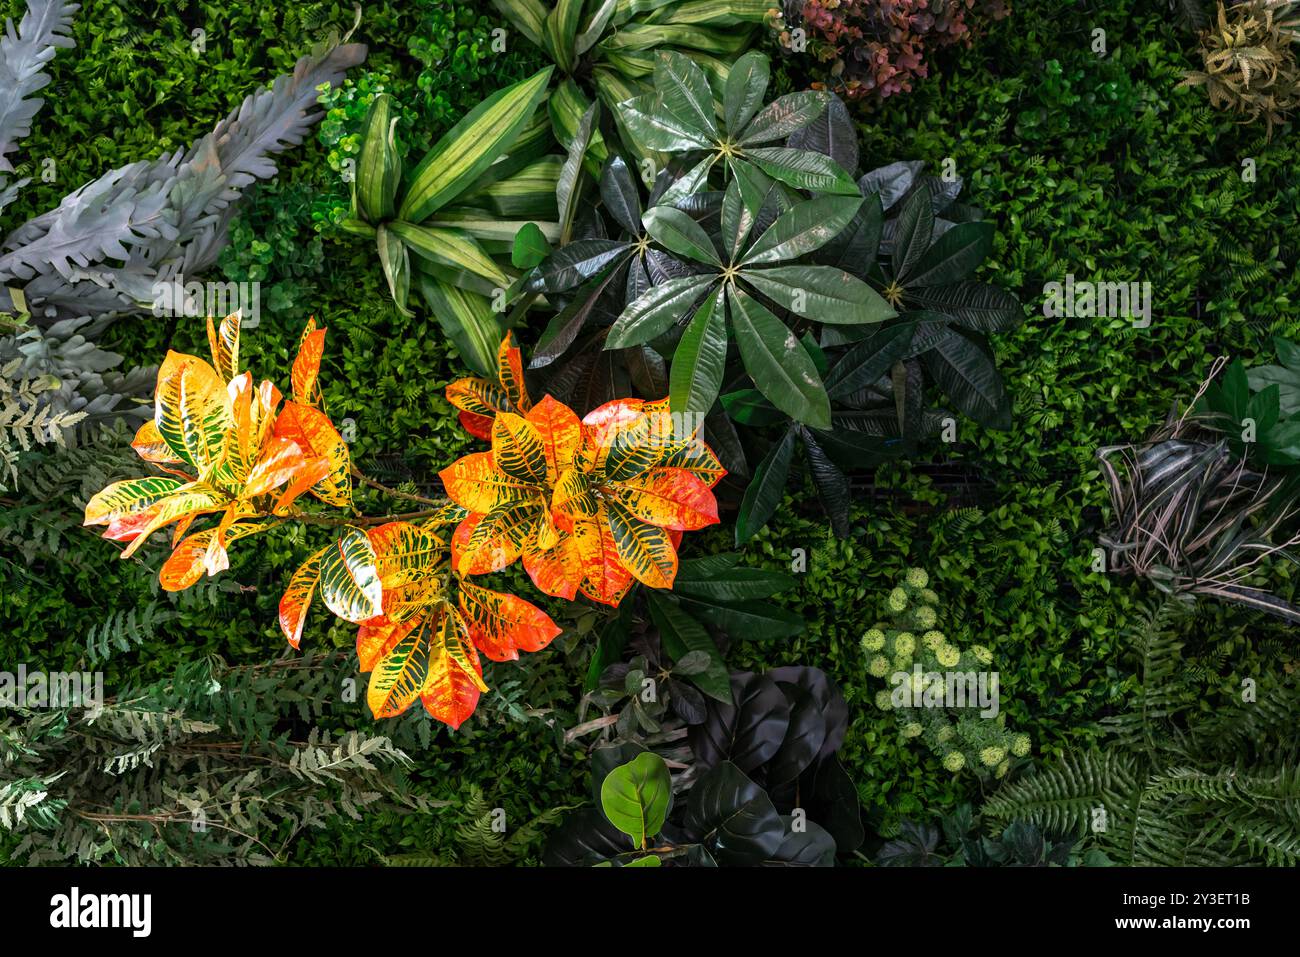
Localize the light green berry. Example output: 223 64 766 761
914 605 937 629
902 722 923 738
922 630 946 651
936 725 955 744
996 760 1010 779
906 568 929 589
942 751 966 772
980 747 1006 767
875 690 893 710
920 588 939 604
937 645 961 668
971 644 994 665
893 654 913 673
887 587 909 612
861 628 886 652
893 632 916 656
869 655 890 678
1011 734 1031 757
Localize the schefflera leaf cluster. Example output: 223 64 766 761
541 49 1023 541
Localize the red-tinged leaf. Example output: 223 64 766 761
496 332 531 412
293 319 326 408
421 610 487 728
272 400 352 506
526 394 582 475
614 467 720 531
446 377 510 419
271 456 333 513
162 521 265 593
119 484 231 559
279 546 327 648
574 509 635 605
458 579 561 661
459 410 494 441
357 614 408 672
522 537 583 601
241 436 311 498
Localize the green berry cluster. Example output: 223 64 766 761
859 568 1031 781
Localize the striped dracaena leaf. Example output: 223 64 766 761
400 67 554 223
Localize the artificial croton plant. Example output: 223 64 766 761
83 317 723 728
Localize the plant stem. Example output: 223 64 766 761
350 467 446 507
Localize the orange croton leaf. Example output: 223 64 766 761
86 321 350 594
445 332 533 440
442 392 724 605
292 317 327 409
285 520 556 726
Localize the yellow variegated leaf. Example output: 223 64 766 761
455 502 543 575
318 526 384 623
491 412 549 483
522 535 584 601
367 521 447 623
439 451 538 513
279 545 328 648
206 311 241 381
614 467 720 531
551 466 598 522
131 420 186 468
154 352 233 475
119 483 232 559
605 497 678 589
84 476 185 526
368 613 437 718
436 606 489 693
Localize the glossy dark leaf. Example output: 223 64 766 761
744 145 859 195
684 763 784 866
736 426 796 544
526 238 629 293
690 673 791 775
921 328 1012 429
646 592 732 703
669 287 728 417
728 286 831 428
530 258 630 367
903 220 994 288
825 321 918 398
891 188 935 283
760 817 836 866
678 596 804 640
544 807 635 866
739 91 829 145
786 93 858 174
800 426 851 538
764 686 828 786
607 274 717 348
903 281 1025 332
599 155 643 236
724 50 770 133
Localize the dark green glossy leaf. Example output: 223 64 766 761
742 264 894 325
646 592 731 703
728 286 831 428
669 286 728 417
741 195 863 265
723 50 770 133
739 91 829 145
643 205 721 265
921 328 1012 429
607 273 718 348
736 426 796 544
744 145 859 195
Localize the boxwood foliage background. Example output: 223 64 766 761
2 0 1298 863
